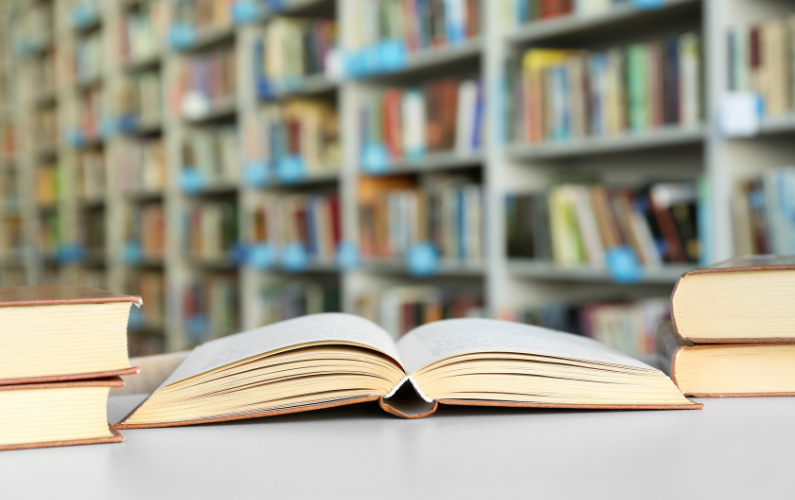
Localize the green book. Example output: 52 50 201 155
626 44 648 132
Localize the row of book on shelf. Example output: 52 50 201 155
505 0 626 25
352 0 481 53
506 180 703 267
121 0 169 64
359 77 483 172
358 174 484 263
175 45 236 118
507 32 701 145
727 14 795 117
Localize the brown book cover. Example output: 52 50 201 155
1 377 125 451
657 320 795 398
671 255 795 344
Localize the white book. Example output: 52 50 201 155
679 33 701 126
455 79 477 153
402 89 426 158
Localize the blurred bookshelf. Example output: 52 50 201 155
0 0 791 358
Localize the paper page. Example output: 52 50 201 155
158 313 403 391
398 318 653 375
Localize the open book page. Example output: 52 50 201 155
158 313 404 391
398 318 653 375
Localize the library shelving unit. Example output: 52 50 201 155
1 0 790 354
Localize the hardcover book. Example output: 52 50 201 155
0 377 125 451
657 320 795 397
0 286 141 385
671 255 795 343
117 314 699 429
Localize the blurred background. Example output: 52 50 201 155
0 0 788 358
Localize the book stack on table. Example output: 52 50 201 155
658 256 795 397
0 286 140 451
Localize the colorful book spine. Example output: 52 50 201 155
250 193 341 262
174 45 236 111
511 33 702 144
118 70 163 125
251 100 340 177
353 0 481 53
184 201 239 262
359 77 483 165
733 167 795 256
129 204 166 261
257 17 337 86
506 181 701 266
358 174 483 263
727 16 795 117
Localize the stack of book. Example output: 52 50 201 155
359 77 483 163
659 256 795 396
355 286 485 338
733 167 795 256
352 0 481 52
250 193 341 264
256 17 337 87
253 100 340 177
0 286 140 450
503 298 671 357
507 33 701 145
728 15 795 117
506 181 702 267
358 174 484 263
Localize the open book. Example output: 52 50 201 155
117 314 700 428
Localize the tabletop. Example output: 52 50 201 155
1 393 794 500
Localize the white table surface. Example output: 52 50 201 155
2 393 794 499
